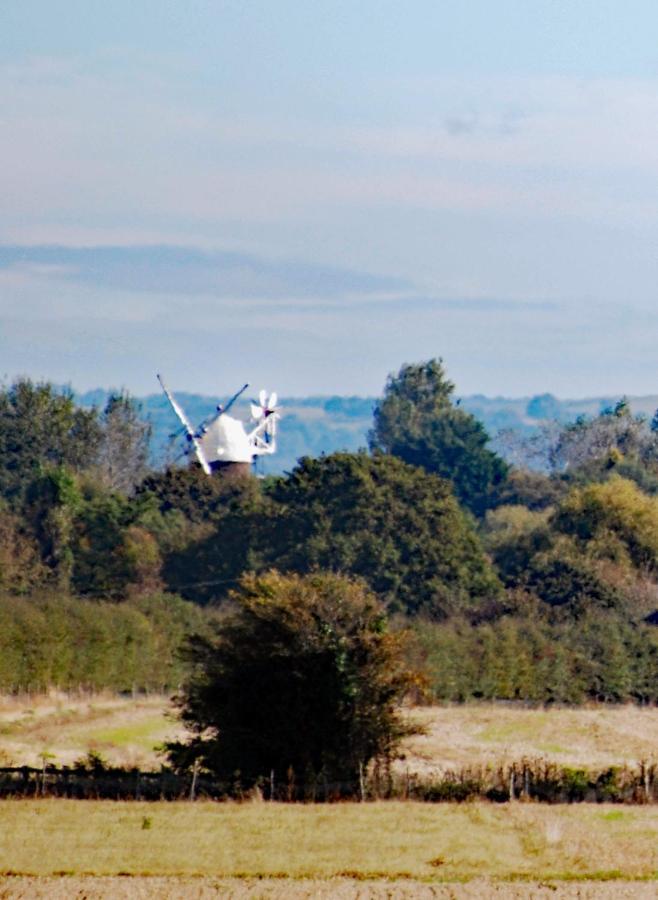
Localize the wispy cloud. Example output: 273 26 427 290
0 245 411 300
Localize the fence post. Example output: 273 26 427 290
358 762 365 802
270 769 275 802
509 767 516 802
189 759 199 802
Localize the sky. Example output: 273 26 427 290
2 1 658 398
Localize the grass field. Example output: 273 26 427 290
3 700 658 896
1 800 658 896
2 693 658 772
0 693 186 769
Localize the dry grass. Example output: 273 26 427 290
2 700 658 895
0 800 657 883
0 693 186 769
400 704 658 774
3 695 658 773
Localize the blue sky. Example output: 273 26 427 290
2 2 658 397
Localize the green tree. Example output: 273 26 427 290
0 380 101 505
553 476 658 573
266 452 500 617
168 452 501 615
168 570 418 794
369 360 508 515
24 467 81 590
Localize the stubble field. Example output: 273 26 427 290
3 696 658 896
1 800 658 897
3 692 658 772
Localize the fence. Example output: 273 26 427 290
1 759 657 803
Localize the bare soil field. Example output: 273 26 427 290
2 694 658 772
2 875 658 898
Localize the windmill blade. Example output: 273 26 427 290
268 391 277 409
250 403 264 420
223 382 249 416
265 411 279 437
259 388 267 407
157 374 211 475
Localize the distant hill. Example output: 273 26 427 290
75 389 658 475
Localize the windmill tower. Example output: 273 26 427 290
158 376 280 478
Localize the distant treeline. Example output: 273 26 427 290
75 384 658 476
3 366 658 703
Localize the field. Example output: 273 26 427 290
3 697 658 895
2 800 658 897
3 693 658 772
0 693 185 769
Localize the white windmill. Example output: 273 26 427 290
157 375 281 477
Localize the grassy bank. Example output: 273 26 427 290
1 801 658 882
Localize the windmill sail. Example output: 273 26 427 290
157 374 211 474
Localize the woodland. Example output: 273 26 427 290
2 361 658 711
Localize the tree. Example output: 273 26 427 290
267 452 501 617
0 380 101 505
168 570 418 795
96 392 151 495
24 466 82 590
369 360 508 515
166 452 501 616
553 476 658 573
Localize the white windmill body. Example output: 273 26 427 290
158 376 281 476
200 414 254 465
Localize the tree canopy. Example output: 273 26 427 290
370 360 508 515
0 380 101 505
168 570 418 794
164 451 501 617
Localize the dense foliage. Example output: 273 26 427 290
163 452 501 616
369 360 508 515
168 571 418 792
3 370 658 708
0 592 208 693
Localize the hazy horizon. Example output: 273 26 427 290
3 3 658 397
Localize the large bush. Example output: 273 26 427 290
168 571 418 794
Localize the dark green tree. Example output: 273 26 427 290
0 380 101 505
167 452 501 616
369 360 508 515
267 452 501 617
24 466 81 589
168 570 418 794
70 485 135 597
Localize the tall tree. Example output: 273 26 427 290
96 392 151 494
0 380 101 505
165 452 501 616
370 360 508 515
